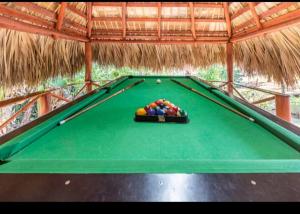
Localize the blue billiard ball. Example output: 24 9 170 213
156 109 165 115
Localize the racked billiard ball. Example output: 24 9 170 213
156 109 165 115
136 108 147 116
149 102 157 108
166 108 176 116
147 108 156 116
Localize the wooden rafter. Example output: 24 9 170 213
0 4 55 29
56 2 67 31
233 19 256 34
248 2 262 29
231 2 260 20
86 2 92 38
67 3 86 19
14 2 56 20
92 29 228 36
122 2 127 39
93 2 223 8
158 2 161 39
260 2 295 19
189 2 196 40
231 9 300 42
0 14 88 42
223 2 232 38
92 17 225 23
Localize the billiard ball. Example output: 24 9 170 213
155 100 163 105
163 100 170 106
144 105 150 112
159 103 165 108
172 106 179 112
156 109 164 115
147 108 156 116
136 108 147 116
149 102 157 108
156 79 161 84
166 109 176 116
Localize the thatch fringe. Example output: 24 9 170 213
234 27 300 87
1 27 300 89
92 43 226 72
0 29 85 89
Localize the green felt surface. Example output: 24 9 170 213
0 76 299 173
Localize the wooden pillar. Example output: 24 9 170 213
85 42 92 92
275 95 292 122
226 42 233 95
38 94 50 116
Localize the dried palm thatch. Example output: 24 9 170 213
0 29 85 89
92 43 226 72
234 26 300 87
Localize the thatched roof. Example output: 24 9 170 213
0 2 300 88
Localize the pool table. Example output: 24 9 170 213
0 76 300 201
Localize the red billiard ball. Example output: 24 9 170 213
166 108 177 116
149 103 157 108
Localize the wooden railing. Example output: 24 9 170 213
206 80 292 122
0 80 107 136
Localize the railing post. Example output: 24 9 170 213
38 93 50 116
226 42 233 95
85 42 93 92
275 94 291 122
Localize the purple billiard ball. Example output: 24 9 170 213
147 108 156 116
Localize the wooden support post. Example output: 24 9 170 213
38 94 50 116
226 42 233 95
85 42 93 92
275 95 292 122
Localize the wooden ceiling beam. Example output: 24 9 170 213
67 3 86 19
13 2 56 20
0 15 88 42
122 2 126 39
92 17 225 23
260 2 296 19
92 29 228 36
91 35 228 41
248 2 262 29
189 2 196 40
231 9 300 42
233 19 256 33
64 18 87 32
223 2 232 37
158 2 161 39
0 4 55 29
231 2 260 20
91 38 228 45
86 2 92 38
56 2 67 31
93 2 223 8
